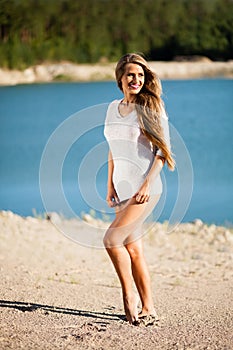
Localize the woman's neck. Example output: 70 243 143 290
122 94 136 105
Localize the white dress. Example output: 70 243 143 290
104 99 171 202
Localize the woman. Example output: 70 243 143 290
103 53 175 325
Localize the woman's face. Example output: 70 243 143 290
120 63 145 97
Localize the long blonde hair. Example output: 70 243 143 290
115 53 175 171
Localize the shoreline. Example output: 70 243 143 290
0 60 233 86
1 209 233 349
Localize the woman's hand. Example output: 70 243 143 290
134 178 150 203
134 156 165 204
106 186 120 207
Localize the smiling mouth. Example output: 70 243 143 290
129 83 141 89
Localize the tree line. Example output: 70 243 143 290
0 0 232 69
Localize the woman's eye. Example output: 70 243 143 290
126 73 144 78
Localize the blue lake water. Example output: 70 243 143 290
0 80 232 225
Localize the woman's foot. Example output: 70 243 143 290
138 314 160 327
123 293 140 325
138 307 159 320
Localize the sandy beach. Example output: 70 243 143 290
0 60 233 86
0 210 233 349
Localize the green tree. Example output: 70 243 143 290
0 0 232 69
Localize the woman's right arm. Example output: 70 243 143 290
106 151 119 207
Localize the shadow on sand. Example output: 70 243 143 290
0 299 124 322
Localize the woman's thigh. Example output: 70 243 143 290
104 194 160 247
114 195 160 229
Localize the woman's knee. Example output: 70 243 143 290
103 227 122 248
103 230 111 248
125 241 143 260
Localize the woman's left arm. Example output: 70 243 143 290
134 155 165 203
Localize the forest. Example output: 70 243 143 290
0 0 232 69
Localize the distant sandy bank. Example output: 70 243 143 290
0 60 233 86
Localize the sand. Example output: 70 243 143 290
0 60 233 86
0 210 233 349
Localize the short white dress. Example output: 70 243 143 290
104 99 171 202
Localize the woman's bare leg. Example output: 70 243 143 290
104 202 139 324
104 245 139 324
103 195 160 323
125 237 156 317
